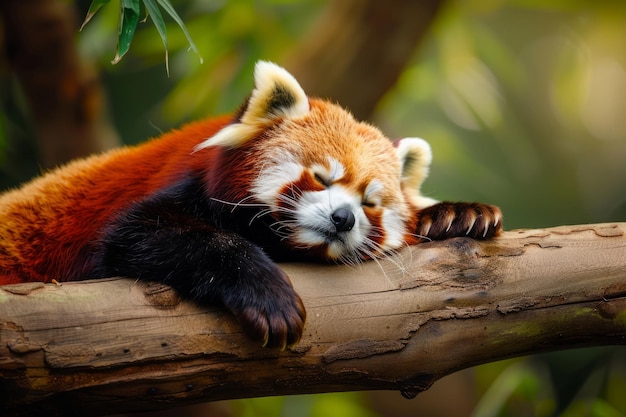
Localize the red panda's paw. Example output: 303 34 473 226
415 201 503 241
222 267 306 350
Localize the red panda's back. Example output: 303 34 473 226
0 116 229 284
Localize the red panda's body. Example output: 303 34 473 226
0 62 502 348
0 116 230 284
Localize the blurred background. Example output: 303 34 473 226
1 0 625 416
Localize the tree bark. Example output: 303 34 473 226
286 0 445 121
0 0 120 168
1 223 625 416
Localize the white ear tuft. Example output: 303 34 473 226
194 61 310 151
396 137 438 208
194 123 260 150
247 61 309 122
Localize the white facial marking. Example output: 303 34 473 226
379 209 405 251
327 157 345 182
311 157 345 185
364 180 383 206
251 152 303 209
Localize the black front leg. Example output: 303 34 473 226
93 193 305 349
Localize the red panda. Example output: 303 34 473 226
0 61 502 349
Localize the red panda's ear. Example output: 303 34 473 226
395 138 439 208
195 61 309 151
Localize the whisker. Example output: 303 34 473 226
404 231 432 242
249 208 274 225
358 237 409 286
209 196 267 213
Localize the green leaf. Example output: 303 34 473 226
143 0 170 75
155 0 203 63
112 0 141 65
80 0 112 31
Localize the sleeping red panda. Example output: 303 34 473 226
0 61 502 349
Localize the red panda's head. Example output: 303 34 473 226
196 61 436 262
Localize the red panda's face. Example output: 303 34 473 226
248 102 410 262
196 61 435 263
245 100 420 262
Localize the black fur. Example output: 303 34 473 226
267 84 296 117
91 177 305 348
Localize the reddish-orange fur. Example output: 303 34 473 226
0 116 232 284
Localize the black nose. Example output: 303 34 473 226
331 208 355 232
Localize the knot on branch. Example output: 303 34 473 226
144 283 181 308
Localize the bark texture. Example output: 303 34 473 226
0 0 120 168
1 223 625 416
286 0 445 121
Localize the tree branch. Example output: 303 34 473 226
1 223 625 415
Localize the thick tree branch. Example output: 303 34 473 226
1 223 625 416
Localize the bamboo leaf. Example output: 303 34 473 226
112 0 141 65
80 0 112 31
143 0 170 76
155 0 203 63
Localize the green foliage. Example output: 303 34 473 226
473 359 556 417
471 349 626 417
81 0 112 28
81 0 201 73
308 393 381 417
379 0 626 228
113 0 140 65
232 396 285 417
75 0 323 145
232 393 381 417
142 0 169 71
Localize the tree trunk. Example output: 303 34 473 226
1 223 625 416
0 0 120 168
286 0 445 121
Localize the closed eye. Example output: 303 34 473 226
314 173 331 187
363 180 383 208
